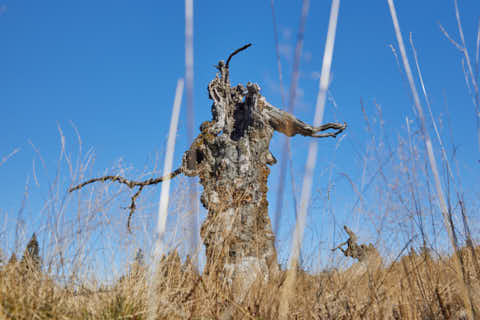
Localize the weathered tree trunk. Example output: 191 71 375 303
181 58 346 291
68 45 346 300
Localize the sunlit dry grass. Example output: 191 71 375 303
1 244 479 319
2 1 480 319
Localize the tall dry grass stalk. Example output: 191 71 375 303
438 1 480 152
387 0 474 318
268 0 288 110
451 0 480 153
147 78 184 320
184 0 199 267
279 0 340 317
2 240 478 319
272 0 309 237
1 2 479 319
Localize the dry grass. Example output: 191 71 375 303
1 1 479 318
1 71 478 319
0 245 478 319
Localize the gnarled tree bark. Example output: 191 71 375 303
181 48 346 291
69 44 346 295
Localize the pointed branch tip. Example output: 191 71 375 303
226 43 252 68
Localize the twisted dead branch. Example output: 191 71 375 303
69 168 183 232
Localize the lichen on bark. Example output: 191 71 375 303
181 53 346 288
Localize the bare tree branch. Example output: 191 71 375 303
226 43 252 68
69 167 183 232
69 168 183 192
263 99 346 138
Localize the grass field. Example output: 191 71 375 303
2 1 480 319
1 242 479 319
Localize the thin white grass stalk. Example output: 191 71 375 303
269 0 288 109
0 148 20 168
289 0 339 270
147 78 184 320
185 0 194 109
279 1 339 318
462 59 474 97
476 18 480 76
15 175 30 254
454 0 478 94
53 124 68 260
288 0 310 115
453 0 480 152
185 0 199 266
273 0 309 236
409 34 455 183
287 141 299 219
387 1 473 318
269 0 289 235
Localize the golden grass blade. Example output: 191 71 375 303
147 78 184 320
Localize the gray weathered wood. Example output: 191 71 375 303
69 46 346 295
181 57 346 289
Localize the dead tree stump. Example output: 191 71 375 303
69 44 346 293
181 48 345 288
182 70 280 285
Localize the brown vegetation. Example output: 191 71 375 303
2 3 479 318
1 243 478 319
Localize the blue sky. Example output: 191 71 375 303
1 1 479 269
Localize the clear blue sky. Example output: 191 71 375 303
1 1 479 268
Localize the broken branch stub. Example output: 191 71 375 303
332 225 380 263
